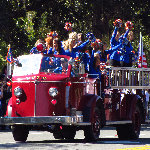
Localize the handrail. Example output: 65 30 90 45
105 67 150 89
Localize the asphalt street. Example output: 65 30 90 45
0 125 150 150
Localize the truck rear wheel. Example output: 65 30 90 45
83 106 101 141
117 105 141 140
12 125 29 142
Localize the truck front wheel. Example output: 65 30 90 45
12 125 29 142
83 106 101 141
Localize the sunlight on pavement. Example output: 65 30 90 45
116 145 150 150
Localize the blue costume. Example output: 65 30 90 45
120 39 133 66
88 50 101 79
110 27 119 48
30 47 39 54
107 29 131 67
75 52 90 72
47 39 90 59
118 29 134 67
96 51 107 63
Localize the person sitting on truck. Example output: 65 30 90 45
47 37 90 59
53 58 68 74
88 51 101 79
30 39 46 54
44 36 53 54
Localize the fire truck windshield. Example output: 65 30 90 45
13 54 43 76
40 56 68 74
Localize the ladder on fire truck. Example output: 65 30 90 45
107 67 150 89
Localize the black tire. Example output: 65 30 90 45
62 126 76 140
53 125 64 139
117 105 141 140
12 125 29 142
53 132 64 139
83 106 101 141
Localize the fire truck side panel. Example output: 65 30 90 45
78 94 100 111
104 89 120 121
35 82 66 116
12 82 35 117
69 77 85 109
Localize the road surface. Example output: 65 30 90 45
0 125 150 150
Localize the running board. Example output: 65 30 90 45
106 120 132 125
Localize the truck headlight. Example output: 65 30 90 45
49 88 58 97
14 86 23 97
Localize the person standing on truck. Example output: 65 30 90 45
107 19 122 66
110 19 122 48
120 21 134 67
88 50 101 79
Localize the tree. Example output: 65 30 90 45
0 0 149 68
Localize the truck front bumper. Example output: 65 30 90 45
0 115 91 126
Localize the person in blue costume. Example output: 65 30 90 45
48 37 90 58
107 19 123 66
110 19 122 47
53 58 68 74
107 22 132 67
30 39 46 54
110 27 120 48
76 33 96 72
104 41 123 66
44 36 53 54
88 50 101 79
75 46 90 73
120 30 134 67
94 40 108 63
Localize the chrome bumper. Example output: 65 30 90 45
0 115 91 126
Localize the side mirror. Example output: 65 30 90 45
14 59 22 67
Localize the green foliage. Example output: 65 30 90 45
0 0 149 67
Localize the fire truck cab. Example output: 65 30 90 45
1 53 150 142
1 54 105 142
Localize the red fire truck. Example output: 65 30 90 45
0 53 150 142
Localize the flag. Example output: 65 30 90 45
6 44 14 64
138 33 147 68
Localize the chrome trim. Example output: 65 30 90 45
65 86 70 108
106 120 132 125
110 86 150 89
8 105 12 117
13 80 92 84
0 115 86 126
13 81 34 83
12 81 65 83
